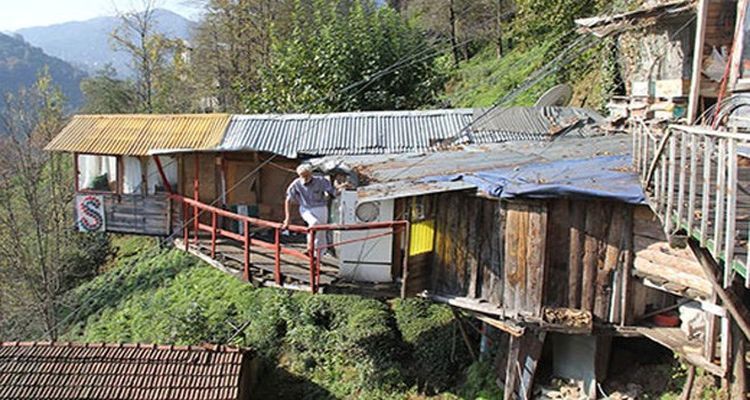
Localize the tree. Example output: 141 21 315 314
80 65 138 114
191 0 295 112
247 0 444 113
0 70 112 340
111 0 194 113
400 0 505 65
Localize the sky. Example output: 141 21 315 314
0 0 200 31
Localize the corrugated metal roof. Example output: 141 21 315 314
45 107 605 158
219 109 476 158
467 106 604 144
45 114 231 156
0 341 250 400
314 131 631 201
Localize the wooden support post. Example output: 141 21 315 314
310 248 318 294
73 153 80 192
274 227 282 285
503 329 546 400
620 209 634 326
153 155 174 194
568 202 585 309
731 322 748 399
400 222 411 299
193 155 199 244
687 0 708 124
243 220 250 282
183 202 189 251
452 309 478 362
689 240 750 342
680 365 696 400
211 211 217 258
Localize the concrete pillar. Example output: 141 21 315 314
551 334 612 399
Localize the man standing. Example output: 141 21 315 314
282 164 345 254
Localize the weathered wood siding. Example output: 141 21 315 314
541 199 634 324
102 193 171 236
430 192 503 304
503 201 547 319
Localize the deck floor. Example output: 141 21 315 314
175 235 400 297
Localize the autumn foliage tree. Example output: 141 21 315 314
0 71 111 340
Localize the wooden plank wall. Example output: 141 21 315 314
503 201 548 319
542 199 634 323
103 193 171 236
430 192 503 305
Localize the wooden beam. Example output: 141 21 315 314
687 0 708 124
153 155 174 194
73 153 80 192
688 239 750 342
464 310 525 337
452 309 478 362
503 330 546 400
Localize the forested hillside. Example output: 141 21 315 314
0 33 85 112
17 9 194 77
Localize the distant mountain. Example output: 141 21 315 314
17 9 194 77
0 32 86 109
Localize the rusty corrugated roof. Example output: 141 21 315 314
45 114 231 156
0 341 251 400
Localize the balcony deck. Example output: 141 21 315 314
633 123 750 286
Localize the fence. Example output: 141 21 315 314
170 194 409 293
632 121 748 288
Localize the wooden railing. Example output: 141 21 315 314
170 194 409 293
633 121 749 287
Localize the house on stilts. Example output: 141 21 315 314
44 101 729 398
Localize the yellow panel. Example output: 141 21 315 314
45 114 231 156
409 220 435 256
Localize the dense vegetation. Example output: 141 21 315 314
61 237 499 399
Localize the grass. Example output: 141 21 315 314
64 236 501 399
441 41 559 108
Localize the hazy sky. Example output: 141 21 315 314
0 0 200 31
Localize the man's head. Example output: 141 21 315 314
296 164 313 183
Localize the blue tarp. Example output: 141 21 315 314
420 155 646 204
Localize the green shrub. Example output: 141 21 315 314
392 298 472 393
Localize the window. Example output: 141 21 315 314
78 154 117 192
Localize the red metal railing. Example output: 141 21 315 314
170 194 409 293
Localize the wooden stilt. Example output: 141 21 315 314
503 329 546 400
452 309 478 362
680 365 695 400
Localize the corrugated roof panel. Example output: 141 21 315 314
45 114 231 156
221 109 475 157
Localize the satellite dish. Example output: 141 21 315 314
535 84 573 107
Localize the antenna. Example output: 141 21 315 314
535 84 573 107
